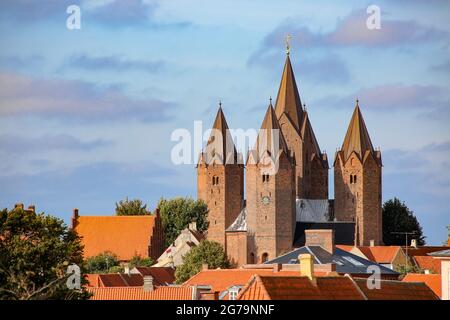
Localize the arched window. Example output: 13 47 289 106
261 253 269 263
216 177 219 185
266 174 270 182
353 175 357 183
350 175 353 184
262 175 266 182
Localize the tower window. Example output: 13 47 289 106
350 175 353 184
353 175 357 183
262 174 270 183
261 253 269 263
216 177 219 184
212 176 219 185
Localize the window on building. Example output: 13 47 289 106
228 288 240 300
261 253 269 263
353 175 357 183
262 175 266 182
216 177 219 184
212 176 215 185
350 175 353 184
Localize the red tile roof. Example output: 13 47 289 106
183 269 327 294
402 246 450 257
357 246 401 263
414 256 441 274
74 215 156 261
238 276 364 300
132 267 175 285
353 278 439 300
88 286 193 300
402 273 442 298
237 275 439 300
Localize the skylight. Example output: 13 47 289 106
342 256 365 267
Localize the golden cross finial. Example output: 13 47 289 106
285 34 292 55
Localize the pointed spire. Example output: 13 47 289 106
341 101 375 162
274 54 303 133
254 103 289 157
204 104 237 164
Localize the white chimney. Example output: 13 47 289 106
124 264 130 275
411 239 418 248
143 276 154 292
370 239 375 247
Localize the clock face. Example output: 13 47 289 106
262 196 270 205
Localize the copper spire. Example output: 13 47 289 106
254 103 289 157
205 105 237 164
274 54 303 133
341 101 375 162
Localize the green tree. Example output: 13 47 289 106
383 198 426 246
0 207 90 300
158 197 208 247
115 197 149 216
175 240 229 284
395 263 425 276
85 251 120 273
129 254 153 268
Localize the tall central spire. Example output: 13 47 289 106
274 53 303 133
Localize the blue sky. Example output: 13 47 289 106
0 0 449 244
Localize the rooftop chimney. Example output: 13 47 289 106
143 276 154 292
305 229 335 254
202 263 209 271
411 239 418 248
370 239 375 247
273 263 282 273
299 254 316 284
124 264 130 275
71 208 79 229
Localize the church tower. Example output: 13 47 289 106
246 102 296 263
197 105 244 247
334 101 382 245
274 52 328 199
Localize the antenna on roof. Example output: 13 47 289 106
391 231 418 269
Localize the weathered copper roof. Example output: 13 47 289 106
341 102 375 162
203 106 237 164
254 103 289 157
274 55 304 133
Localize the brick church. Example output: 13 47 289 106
197 48 382 266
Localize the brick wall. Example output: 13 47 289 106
225 231 248 267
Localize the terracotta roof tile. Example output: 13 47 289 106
402 246 450 257
354 278 439 300
74 216 156 261
183 269 326 294
88 286 193 300
402 273 442 298
133 267 175 285
238 276 364 300
357 246 401 263
413 256 441 274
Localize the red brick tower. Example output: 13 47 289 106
274 53 328 199
197 105 244 247
334 101 382 245
246 102 296 263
